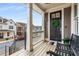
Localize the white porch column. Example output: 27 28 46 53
71 4 75 35
42 13 45 41
26 3 33 52
61 8 64 43
48 12 50 42
78 3 79 35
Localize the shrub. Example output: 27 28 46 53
5 38 9 40
63 38 70 46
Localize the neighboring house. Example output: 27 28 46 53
33 25 42 32
16 22 42 39
16 22 27 40
0 17 16 40
33 25 42 38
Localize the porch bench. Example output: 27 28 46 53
52 42 75 56
47 42 75 56
46 34 79 56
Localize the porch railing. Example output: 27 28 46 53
33 31 44 45
9 40 25 55
0 40 14 56
0 31 44 55
0 43 6 56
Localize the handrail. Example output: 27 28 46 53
0 39 14 44
9 40 16 55
0 39 14 56
33 31 44 33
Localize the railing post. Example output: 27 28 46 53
5 45 7 56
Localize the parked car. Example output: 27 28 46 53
15 35 24 40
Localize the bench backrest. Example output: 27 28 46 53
70 34 79 55
71 34 77 47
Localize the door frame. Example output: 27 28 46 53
50 10 62 42
48 4 72 43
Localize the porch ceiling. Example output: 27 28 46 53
36 3 70 12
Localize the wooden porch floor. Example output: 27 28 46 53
10 41 57 56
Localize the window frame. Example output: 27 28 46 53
9 26 13 29
0 33 3 38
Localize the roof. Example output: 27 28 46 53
16 22 27 27
36 3 71 12
9 19 16 25
0 17 8 23
0 16 16 24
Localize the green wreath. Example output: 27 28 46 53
52 20 60 28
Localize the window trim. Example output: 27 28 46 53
9 26 13 29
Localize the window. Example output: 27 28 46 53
10 22 12 24
56 13 60 18
9 26 13 29
17 27 22 31
74 4 78 35
74 4 78 17
0 25 2 29
51 12 61 18
7 32 10 36
32 10 43 44
3 19 8 23
51 14 55 18
17 32 22 35
0 33 3 38
0 19 2 22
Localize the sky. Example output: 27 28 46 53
0 3 42 26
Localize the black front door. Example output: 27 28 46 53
50 11 61 41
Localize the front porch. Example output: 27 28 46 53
10 40 56 56
8 3 79 56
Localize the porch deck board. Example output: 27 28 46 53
28 41 45 56
34 42 48 56
39 42 51 56
10 41 56 56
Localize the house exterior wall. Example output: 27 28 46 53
64 7 71 38
6 20 16 32
0 31 14 40
44 13 48 38
3 32 14 38
16 22 26 40
4 32 7 38
0 20 16 31
0 18 16 40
